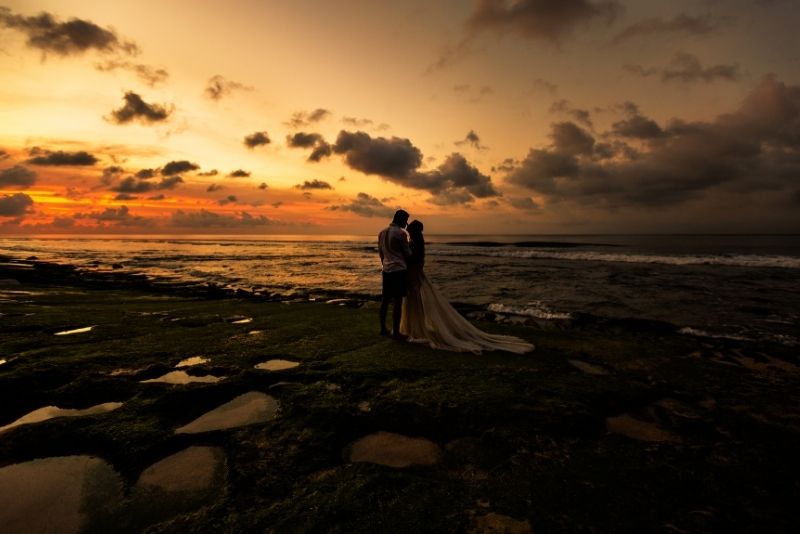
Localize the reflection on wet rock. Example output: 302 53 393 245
136 446 225 494
0 402 123 433
348 432 442 468
54 326 94 336
0 455 123 534
175 391 279 434
254 359 300 371
141 371 223 385
175 356 210 367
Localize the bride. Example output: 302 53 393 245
400 220 534 354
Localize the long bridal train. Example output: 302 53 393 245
400 268 534 354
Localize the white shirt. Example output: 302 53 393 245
378 223 411 272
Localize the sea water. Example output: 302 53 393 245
1 234 798 345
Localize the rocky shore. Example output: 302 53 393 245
1 258 798 533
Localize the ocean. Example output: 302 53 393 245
1 234 798 346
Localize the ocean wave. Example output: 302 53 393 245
431 247 800 269
488 302 572 320
679 326 799 346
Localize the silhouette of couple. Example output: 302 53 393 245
378 210 533 354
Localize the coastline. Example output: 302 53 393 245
1 260 799 532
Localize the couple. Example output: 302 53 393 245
378 210 533 354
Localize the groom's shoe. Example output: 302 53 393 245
392 332 408 341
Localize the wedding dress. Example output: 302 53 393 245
400 261 534 354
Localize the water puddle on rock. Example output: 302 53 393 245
348 431 442 468
141 371 223 385
0 402 123 433
175 356 210 367
0 455 123 534
54 326 94 336
175 391 279 434
136 446 225 494
254 359 300 371
248 330 264 336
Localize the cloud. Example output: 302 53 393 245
204 75 253 100
611 13 731 46
161 160 198 175
0 7 138 57
492 158 518 173
244 131 270 148
295 179 333 190
103 165 124 178
332 130 499 204
110 175 183 193
624 52 741 83
170 209 279 228
218 195 238 205
258 182 268 190
530 78 558 95
505 75 800 208
426 37 481 74
286 132 332 162
455 130 487 150
94 60 169 86
207 183 223 192
342 116 374 127
113 193 137 201
327 192 396 217
0 149 8 160
135 168 155 179
75 205 152 226
466 0 621 43
228 169 250 178
550 99 593 128
147 194 166 200
508 196 540 210
26 150 97 166
108 91 172 124
197 169 218 177
0 165 37 187
0 193 34 217
284 108 331 128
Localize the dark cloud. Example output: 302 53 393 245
147 194 165 201
109 91 172 124
113 193 137 201
103 165 124 178
492 158 518 173
455 130 487 150
207 183 223 192
204 75 253 100
0 165 37 187
0 193 34 217
0 7 138 57
426 37 480 74
530 78 558 95
508 196 540 210
170 209 279 228
0 149 9 160
466 0 621 43
342 116 374 127
333 131 422 179
611 13 731 46
286 132 332 162
258 182 268 190
228 169 250 178
327 192 396 217
161 160 198 176
506 75 800 208
218 195 238 205
135 168 155 179
550 122 595 155
197 169 218 177
285 108 331 128
295 179 333 190
332 130 499 204
27 150 97 166
244 131 270 148
111 175 183 193
75 205 151 226
94 60 169 86
550 99 593 128
624 52 740 83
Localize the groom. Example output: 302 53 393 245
378 209 411 340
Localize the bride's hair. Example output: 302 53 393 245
408 220 423 237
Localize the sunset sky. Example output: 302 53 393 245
1 0 798 235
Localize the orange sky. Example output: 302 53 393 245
1 0 799 234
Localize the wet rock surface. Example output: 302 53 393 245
1 260 799 532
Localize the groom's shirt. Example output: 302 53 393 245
378 223 411 273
